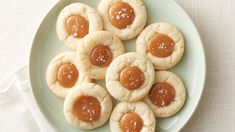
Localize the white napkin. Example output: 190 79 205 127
0 66 55 132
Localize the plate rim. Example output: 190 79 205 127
171 0 207 131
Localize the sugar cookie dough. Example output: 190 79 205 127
57 3 103 49
77 31 125 80
106 52 155 102
46 52 91 98
110 101 156 132
136 23 184 69
98 0 147 40
64 83 113 129
144 71 186 118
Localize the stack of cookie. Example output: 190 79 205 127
46 0 186 131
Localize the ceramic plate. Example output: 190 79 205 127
29 0 206 131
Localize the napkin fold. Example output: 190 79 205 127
0 66 55 132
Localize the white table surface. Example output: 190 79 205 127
0 0 235 131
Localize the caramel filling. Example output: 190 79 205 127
149 82 175 107
65 15 89 38
90 45 113 67
120 112 143 132
120 66 145 90
147 33 175 58
57 63 78 88
73 96 101 122
109 2 135 29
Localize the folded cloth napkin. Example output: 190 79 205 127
0 66 55 132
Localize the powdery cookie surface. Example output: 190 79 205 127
98 0 147 40
64 83 113 129
136 23 184 69
57 3 103 49
46 52 91 98
110 101 156 132
77 31 125 80
144 71 186 118
106 52 155 102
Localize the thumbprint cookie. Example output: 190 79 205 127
77 31 125 80
144 71 186 118
64 83 113 129
106 52 155 102
46 52 91 98
57 3 103 49
98 0 147 40
136 23 184 69
110 101 156 132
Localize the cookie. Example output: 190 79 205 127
106 52 155 102
144 71 186 118
77 31 125 80
98 0 147 40
110 101 156 132
46 52 91 98
136 23 184 69
64 83 113 129
57 3 103 49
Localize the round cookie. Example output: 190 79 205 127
77 31 125 80
106 52 155 102
144 71 186 118
110 101 156 132
46 52 91 98
57 3 103 49
98 0 147 40
136 23 184 69
64 83 113 129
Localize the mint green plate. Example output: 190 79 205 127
29 0 206 131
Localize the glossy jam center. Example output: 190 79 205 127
120 112 143 132
90 45 113 67
120 66 145 90
73 96 101 123
57 63 78 88
147 33 175 58
65 15 89 38
149 82 175 107
109 1 135 29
